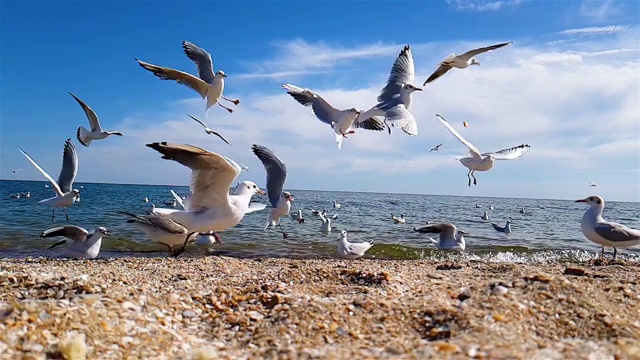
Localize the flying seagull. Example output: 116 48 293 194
428 143 444 152
436 114 530 186
252 144 293 239
135 40 239 116
117 211 196 257
18 138 80 222
357 45 422 136
576 195 640 260
70 92 123 147
589 182 599 187
282 83 385 149
8 168 22 173
187 114 232 146
413 223 468 252
423 42 513 85
240 164 250 173
41 225 110 259
337 230 373 259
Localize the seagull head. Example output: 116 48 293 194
283 191 294 203
340 230 348 238
238 180 266 196
96 227 110 236
216 70 228 78
403 83 423 93
348 108 360 114
72 189 80 197
575 195 604 208
470 58 480 66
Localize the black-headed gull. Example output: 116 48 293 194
19 138 80 222
41 225 109 259
391 214 406 224
428 143 443 152
492 220 512 234
337 230 373 259
281 83 385 149
481 211 490 220
136 41 239 116
358 45 422 136
70 92 123 147
413 223 468 251
145 142 265 241
436 114 530 186
576 195 640 259
319 212 335 234
21 192 31 198
290 209 305 223
423 42 512 85
252 144 292 239
333 200 341 209
117 210 197 257
240 164 250 172
187 114 232 146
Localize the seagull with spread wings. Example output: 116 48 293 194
70 92 123 147
436 114 530 187
41 225 109 259
18 138 80 222
136 41 239 116
187 114 232 146
117 211 197 257
428 143 444 152
413 223 469 252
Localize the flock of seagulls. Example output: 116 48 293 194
9 39 639 260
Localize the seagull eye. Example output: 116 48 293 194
589 197 594 201
253 185 257 189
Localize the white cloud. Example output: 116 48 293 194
559 25 630 36
578 0 622 23
446 0 524 12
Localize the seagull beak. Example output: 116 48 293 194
104 231 111 236
289 196 295 202
575 198 587 203
257 189 266 195
415 87 423 91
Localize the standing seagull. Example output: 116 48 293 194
136 41 239 116
252 144 293 239
187 114 232 146
41 225 110 259
576 195 640 260
413 223 468 252
337 230 373 259
70 92 123 147
117 211 197 257
423 42 513 85
436 114 530 186
282 84 385 149
358 45 422 136
428 143 444 153
18 139 80 222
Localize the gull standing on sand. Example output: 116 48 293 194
436 114 530 186
413 223 468 251
423 42 512 85
252 144 293 239
19 138 79 222
357 45 422 136
187 114 232 146
145 142 265 243
492 220 512 234
41 226 110 259
70 92 123 147
337 230 373 259
281 84 385 149
117 211 197 257
136 41 239 116
576 195 640 259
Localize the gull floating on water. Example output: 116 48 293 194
492 220 512 234
70 92 123 147
136 40 239 116
10 193 20 199
423 42 513 85
118 211 197 257
41 225 109 259
282 83 385 149
576 195 640 260
391 214 406 224
481 211 490 220
436 114 530 186
187 114 232 146
20 192 31 198
319 212 336 234
337 230 373 259
358 45 422 136
290 209 305 223
252 144 293 239
143 197 149 203
19 138 80 222
428 143 443 153
333 200 341 209
413 223 468 251
519 207 526 214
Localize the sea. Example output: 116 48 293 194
1 180 639 262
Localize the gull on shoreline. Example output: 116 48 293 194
337 230 373 259
414 223 468 252
41 225 109 259
117 210 197 257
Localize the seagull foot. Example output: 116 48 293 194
282 233 289 239
226 108 234 113
232 100 240 105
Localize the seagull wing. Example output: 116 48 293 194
187 113 208 129
251 144 287 208
355 116 386 131
347 242 372 256
41 225 88 242
594 222 640 243
57 138 78 193
423 63 453 85
169 189 186 210
378 45 415 103
282 83 342 126
246 202 268 214
69 92 102 132
458 42 513 61
18 147 64 197
436 114 482 158
483 144 530 160
182 40 215 84
136 59 209 98
386 105 418 136
187 114 232 146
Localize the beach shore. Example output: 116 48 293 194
1 256 639 360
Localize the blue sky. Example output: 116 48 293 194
1 0 639 201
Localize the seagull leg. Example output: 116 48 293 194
613 247 617 260
212 232 223 245
51 209 56 222
64 208 70 221
384 119 392 135
467 170 472 187
217 102 234 113
601 246 605 258
471 171 477 185
171 232 195 258
222 96 240 105
277 222 288 239
157 242 174 257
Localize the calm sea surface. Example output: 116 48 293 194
1 180 638 262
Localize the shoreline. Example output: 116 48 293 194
1 257 639 359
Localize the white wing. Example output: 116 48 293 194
169 189 186 210
483 144 531 160
436 114 482 158
18 148 63 197
246 202 268 214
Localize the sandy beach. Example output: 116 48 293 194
1 256 639 359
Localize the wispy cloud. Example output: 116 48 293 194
559 25 630 36
578 0 622 23
446 0 524 12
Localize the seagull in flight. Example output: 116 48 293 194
428 143 444 152
358 45 422 136
413 223 469 252
589 182 599 187
252 144 293 239
436 114 530 187
282 83 385 149
18 138 80 222
117 211 197 257
187 114 232 146
136 40 239 116
240 164 250 173
70 92 123 147
41 225 109 259
8 168 22 173
423 42 513 85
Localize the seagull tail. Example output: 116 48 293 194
335 133 344 150
76 126 92 147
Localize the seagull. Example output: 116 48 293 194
589 182 599 187
145 142 265 241
117 211 197 257
281 83 385 149
423 42 513 85
143 197 149 203
187 114 232 146
195 232 221 247
519 207 526 214
391 214 406 224
9 193 21 199
481 211 490 220
20 192 31 198
8 168 22 173
428 143 443 153
41 225 110 259
576 195 640 260
413 223 468 251
319 212 334 234
290 209 305 224
489 205 494 211
240 164 250 173
357 45 422 136
436 114 530 186
252 144 293 239
492 220 512 234
169 189 187 210
337 230 373 259
333 200 341 209
18 138 80 222
70 92 123 147
135 40 239 116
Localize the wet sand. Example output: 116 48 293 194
1 256 639 359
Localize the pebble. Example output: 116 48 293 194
182 310 196 318
491 285 508 296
